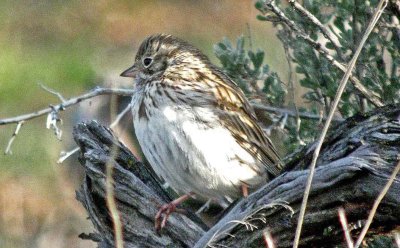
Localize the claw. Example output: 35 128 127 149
154 192 194 231
155 203 174 230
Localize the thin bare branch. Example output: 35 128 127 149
263 229 276 248
288 0 344 60
57 102 132 164
110 102 132 128
251 103 344 122
261 1 384 107
57 147 80 164
282 29 305 145
0 86 134 159
4 121 24 155
293 1 388 247
0 87 134 125
39 83 67 102
338 208 354 248
354 158 400 248
0 86 340 128
1 87 134 155
105 157 124 248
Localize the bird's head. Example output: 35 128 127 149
120 34 212 84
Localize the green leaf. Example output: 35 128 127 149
248 50 264 69
254 1 263 11
325 42 336 50
256 15 269 21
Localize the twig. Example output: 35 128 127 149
292 1 388 247
354 158 400 248
0 87 134 125
195 199 212 215
105 159 124 248
57 102 132 164
1 87 133 154
4 121 24 155
4 84 69 153
261 1 384 107
110 102 132 128
282 28 305 145
57 147 80 164
263 229 275 248
39 83 67 102
41 84 67 140
251 103 344 122
338 208 354 248
0 86 340 127
288 0 344 60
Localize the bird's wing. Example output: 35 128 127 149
208 69 283 176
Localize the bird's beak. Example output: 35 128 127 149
120 64 137 78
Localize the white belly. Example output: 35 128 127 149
132 101 266 198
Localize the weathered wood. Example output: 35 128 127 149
73 105 400 248
73 121 205 248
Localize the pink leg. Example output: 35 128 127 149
241 183 249 197
155 192 195 230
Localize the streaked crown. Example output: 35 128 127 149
120 34 212 81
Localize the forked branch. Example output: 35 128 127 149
73 105 400 247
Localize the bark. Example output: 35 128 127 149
73 122 205 248
73 105 400 248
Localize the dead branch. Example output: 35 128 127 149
73 104 400 247
0 88 134 125
73 121 206 247
0 87 330 127
0 86 332 156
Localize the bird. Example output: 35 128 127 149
120 34 282 230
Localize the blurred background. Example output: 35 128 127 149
0 1 286 247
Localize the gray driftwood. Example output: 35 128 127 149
73 105 400 247
73 122 205 247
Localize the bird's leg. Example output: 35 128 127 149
195 199 212 215
241 183 249 197
155 192 195 230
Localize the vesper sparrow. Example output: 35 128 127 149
120 34 282 229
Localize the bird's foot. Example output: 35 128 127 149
155 192 194 231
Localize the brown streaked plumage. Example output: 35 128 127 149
121 34 282 229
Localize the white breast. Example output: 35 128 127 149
132 94 266 198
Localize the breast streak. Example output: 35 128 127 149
133 95 263 198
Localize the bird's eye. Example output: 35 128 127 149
143 57 153 67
